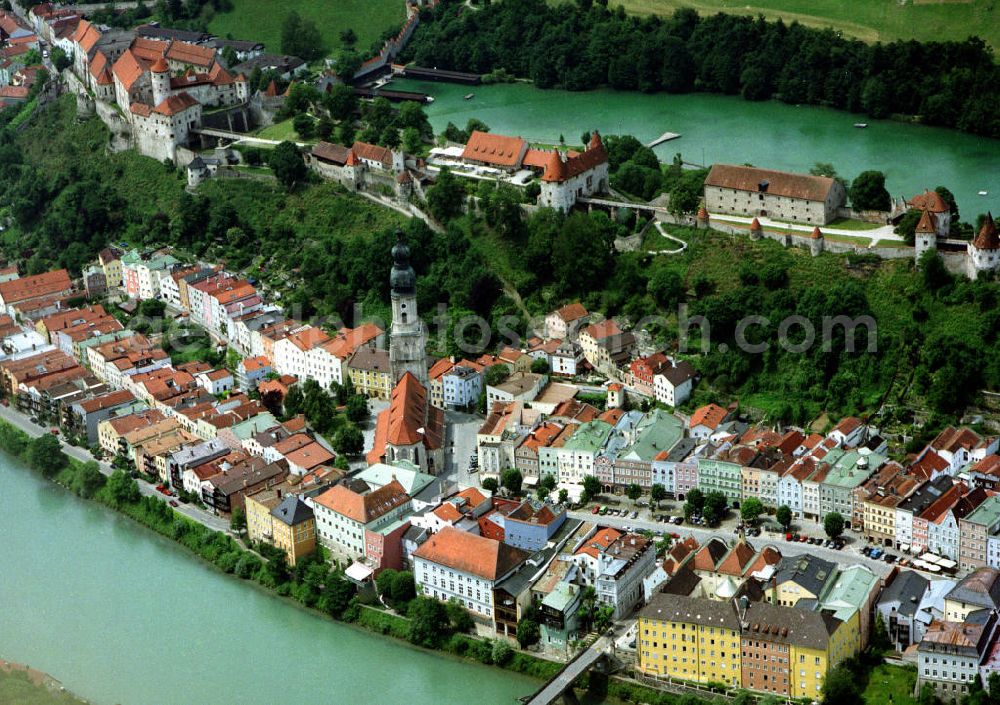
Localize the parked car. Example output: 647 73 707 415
591 506 600 514
169 500 178 507
631 510 639 519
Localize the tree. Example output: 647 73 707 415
230 507 247 536
648 267 684 309
517 617 541 647
325 83 357 121
776 505 792 530
650 483 666 508
339 28 357 46
824 511 845 539
445 598 474 633
292 113 315 139
501 468 523 495
540 473 557 491
625 483 642 504
426 167 466 222
822 664 860 704
917 682 940 705
269 141 307 191
484 364 510 388
73 461 105 499
482 477 499 493
492 639 513 665
319 571 356 618
408 596 449 647
345 395 368 423
684 488 705 516
104 469 140 507
536 485 550 502
390 570 416 605
582 475 602 503
558 488 569 504
849 170 891 212
668 180 700 216
28 434 66 477
702 491 728 526
333 423 364 456
740 497 764 524
810 162 838 178
402 126 423 155
530 357 550 374
283 384 304 417
871 611 891 653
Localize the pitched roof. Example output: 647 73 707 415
575 527 622 559
312 141 351 165
386 372 429 446
553 302 588 323
705 164 837 202
0 269 71 304
413 526 528 581
690 403 727 430
461 130 526 168
270 495 313 526
153 91 200 116
351 140 393 166
582 319 621 341
915 209 937 235
165 40 216 67
112 49 147 91
973 213 999 251
314 479 409 524
908 189 950 214
541 131 608 183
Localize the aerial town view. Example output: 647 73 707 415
0 0 999 704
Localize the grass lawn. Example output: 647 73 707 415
822 217 882 231
255 119 302 142
862 663 917 705
207 0 406 56
0 670 87 705
559 0 1000 50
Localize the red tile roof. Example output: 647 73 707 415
706 164 837 202
351 140 393 167
575 527 622 559
690 403 727 431
461 130 525 168
973 213 999 251
112 49 147 91
413 526 528 580
314 479 409 524
582 319 621 341
153 92 199 116
166 41 216 68
0 269 71 304
908 189 949 214
542 131 608 183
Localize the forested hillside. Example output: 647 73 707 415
404 0 1000 137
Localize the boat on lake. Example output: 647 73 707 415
854 123 868 128
464 93 474 100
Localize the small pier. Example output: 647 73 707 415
401 66 482 85
646 131 681 148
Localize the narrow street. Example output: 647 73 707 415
0 403 230 533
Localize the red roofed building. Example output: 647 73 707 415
968 213 1000 279
704 163 847 225
538 131 609 211
545 302 590 341
313 479 412 567
413 526 530 623
460 130 528 171
366 372 445 474
0 269 72 312
689 403 730 439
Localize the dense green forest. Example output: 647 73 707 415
404 0 1000 138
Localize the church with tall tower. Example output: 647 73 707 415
389 230 429 389
366 230 444 474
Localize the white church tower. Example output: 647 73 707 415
389 230 429 388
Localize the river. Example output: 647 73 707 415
0 454 537 705
393 79 1000 218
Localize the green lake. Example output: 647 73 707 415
394 79 1000 218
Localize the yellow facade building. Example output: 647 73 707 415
638 594 742 687
639 594 858 698
347 348 392 400
245 487 316 566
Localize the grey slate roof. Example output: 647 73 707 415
270 495 313 526
640 593 741 630
773 554 837 596
742 601 839 651
878 570 929 618
946 567 1000 611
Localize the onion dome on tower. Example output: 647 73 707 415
390 229 416 295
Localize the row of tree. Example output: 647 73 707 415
405 0 1000 138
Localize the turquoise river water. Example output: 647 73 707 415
0 453 537 705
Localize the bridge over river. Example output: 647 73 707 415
520 636 612 705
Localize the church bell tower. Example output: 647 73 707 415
389 230 429 389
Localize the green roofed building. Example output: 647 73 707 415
556 419 613 485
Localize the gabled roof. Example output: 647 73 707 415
165 40 216 67
413 525 528 581
915 209 937 235
351 140 393 167
461 130 525 168
112 49 147 91
314 478 409 524
541 131 607 183
706 164 837 202
690 403 727 431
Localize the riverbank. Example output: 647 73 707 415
0 661 87 705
